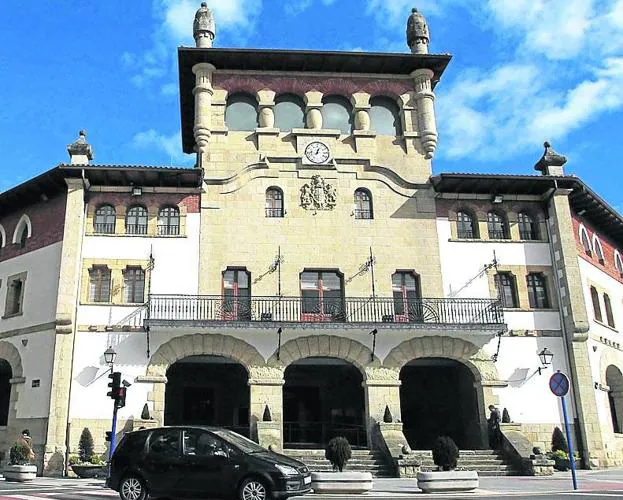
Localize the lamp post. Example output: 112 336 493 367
537 347 553 375
104 346 116 372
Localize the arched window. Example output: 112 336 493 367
354 189 373 219
0 225 5 256
369 96 402 136
607 365 623 434
265 187 284 218
225 93 259 131
321 95 353 135
604 293 616 328
126 205 148 235
274 94 305 132
94 205 116 234
487 211 509 239
580 225 592 256
457 211 477 239
593 236 605 265
590 286 602 322
518 212 538 240
158 206 180 236
392 271 422 322
12 214 32 246
527 273 549 309
615 251 623 276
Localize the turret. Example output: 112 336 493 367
193 2 216 48
406 8 430 55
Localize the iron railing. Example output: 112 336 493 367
147 295 504 326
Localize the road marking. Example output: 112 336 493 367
570 494 623 497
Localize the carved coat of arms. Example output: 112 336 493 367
300 175 337 211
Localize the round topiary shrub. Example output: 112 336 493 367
432 436 459 471
551 426 568 454
325 436 352 472
9 442 33 465
78 427 95 464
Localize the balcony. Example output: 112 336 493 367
146 295 504 330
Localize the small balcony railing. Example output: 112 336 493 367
147 295 504 326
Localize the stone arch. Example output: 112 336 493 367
0 341 24 454
146 333 265 377
0 341 23 378
267 335 379 373
0 224 6 249
12 214 32 244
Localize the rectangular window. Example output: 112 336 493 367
604 293 616 328
124 267 145 303
590 286 602 322
300 271 344 321
494 273 518 308
392 271 422 322
89 267 111 303
527 273 550 309
4 274 26 316
222 269 251 320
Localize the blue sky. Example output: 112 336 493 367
1 0 622 211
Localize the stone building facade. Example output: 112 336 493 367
0 4 622 475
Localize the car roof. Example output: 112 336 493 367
128 425 226 435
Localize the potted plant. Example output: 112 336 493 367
416 436 479 493
70 428 107 478
311 436 373 494
4 435 37 482
549 427 571 471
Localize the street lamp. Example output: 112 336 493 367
104 346 117 367
537 347 554 375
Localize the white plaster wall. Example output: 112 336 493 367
69 331 152 421
76 213 200 327
0 242 63 330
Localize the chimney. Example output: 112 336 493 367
67 130 93 165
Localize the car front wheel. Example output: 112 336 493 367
119 475 147 500
239 477 269 500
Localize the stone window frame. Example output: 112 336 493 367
452 208 479 240
93 204 116 234
526 272 550 309
81 259 151 305
353 188 373 220
88 265 112 303
123 266 146 304
486 210 510 240
588 281 618 331
3 271 27 319
157 205 182 236
87 202 187 238
125 204 149 235
265 187 285 218
603 292 616 329
517 210 539 241
487 265 558 311
590 285 603 323
11 214 32 247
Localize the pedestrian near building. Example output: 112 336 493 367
488 405 502 449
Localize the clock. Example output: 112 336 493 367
304 141 330 164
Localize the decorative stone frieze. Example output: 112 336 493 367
248 366 285 385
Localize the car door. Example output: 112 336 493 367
181 429 236 496
140 428 184 495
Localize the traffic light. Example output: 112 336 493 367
107 371 121 400
116 387 127 409
105 431 112 442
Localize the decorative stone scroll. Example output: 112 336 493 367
300 175 337 212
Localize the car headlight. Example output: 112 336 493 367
275 464 299 476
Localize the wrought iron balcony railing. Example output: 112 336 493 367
147 295 504 326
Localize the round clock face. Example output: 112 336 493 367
304 141 330 164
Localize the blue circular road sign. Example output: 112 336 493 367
549 372 570 397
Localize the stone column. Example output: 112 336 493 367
249 367 284 451
412 69 438 159
363 367 404 450
44 178 86 476
304 91 323 129
257 90 276 128
192 63 216 164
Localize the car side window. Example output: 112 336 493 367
148 429 180 456
183 430 228 457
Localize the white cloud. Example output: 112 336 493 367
132 129 195 165
366 0 443 26
284 0 336 15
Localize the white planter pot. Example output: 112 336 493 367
311 471 373 494
3 464 37 482
416 470 479 493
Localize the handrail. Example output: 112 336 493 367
147 295 504 326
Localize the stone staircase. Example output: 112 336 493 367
283 449 395 477
411 449 518 476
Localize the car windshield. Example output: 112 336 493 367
212 429 266 453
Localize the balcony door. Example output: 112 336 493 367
392 271 422 322
222 269 251 321
300 271 345 322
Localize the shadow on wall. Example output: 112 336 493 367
390 194 436 220
74 366 100 387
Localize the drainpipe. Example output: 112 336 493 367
543 180 589 467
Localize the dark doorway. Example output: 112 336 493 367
400 358 481 450
283 357 366 448
606 365 623 434
165 356 249 437
0 360 11 426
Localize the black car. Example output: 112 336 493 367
107 426 311 500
